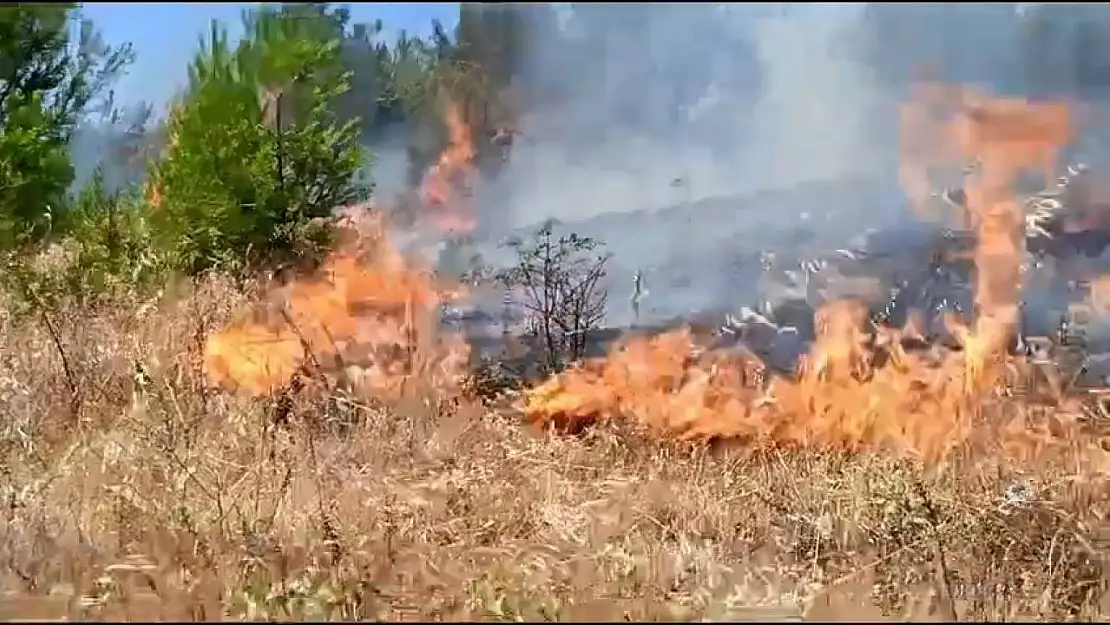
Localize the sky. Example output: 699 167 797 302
84 2 460 110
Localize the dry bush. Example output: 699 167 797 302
497 220 611 373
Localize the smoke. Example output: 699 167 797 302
363 122 415 199
484 4 1059 230
485 4 892 231
468 3 1079 326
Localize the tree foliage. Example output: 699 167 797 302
0 4 132 249
148 7 368 275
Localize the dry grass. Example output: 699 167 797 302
0 277 1109 622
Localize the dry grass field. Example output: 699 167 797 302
1 276 1110 623
1 274 1110 622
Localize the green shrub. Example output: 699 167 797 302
63 169 166 299
1 168 166 318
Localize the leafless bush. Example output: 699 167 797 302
497 219 610 372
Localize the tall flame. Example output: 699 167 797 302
200 80 1084 464
418 100 478 234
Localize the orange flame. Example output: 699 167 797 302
203 209 469 398
522 82 1074 463
202 99 482 399
418 100 478 233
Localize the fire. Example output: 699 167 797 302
200 77 1087 462
202 97 483 399
203 209 470 398
418 100 478 233
522 82 1075 462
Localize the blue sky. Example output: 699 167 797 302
84 2 460 110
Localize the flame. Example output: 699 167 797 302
145 178 162 210
418 100 478 233
522 82 1074 463
202 98 480 399
146 101 186 211
203 209 470 398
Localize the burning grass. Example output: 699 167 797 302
202 209 471 400
3 84 1110 620
521 84 1092 467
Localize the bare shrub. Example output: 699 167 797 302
497 219 611 372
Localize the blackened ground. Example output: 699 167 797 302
447 175 1110 383
464 175 917 328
